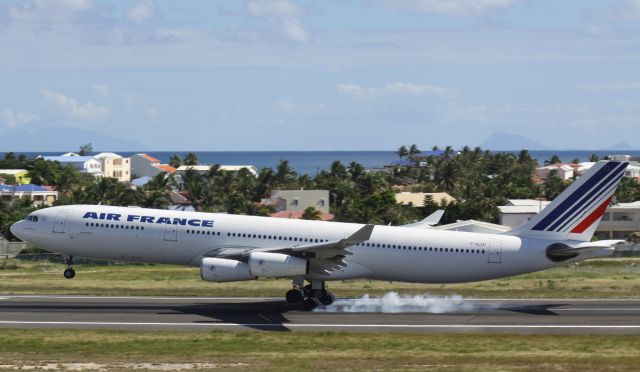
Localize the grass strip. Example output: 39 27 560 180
0 329 640 371
2 258 640 298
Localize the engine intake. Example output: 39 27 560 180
249 252 309 277
200 257 256 282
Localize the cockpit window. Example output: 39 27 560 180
26 215 39 222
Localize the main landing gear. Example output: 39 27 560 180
285 279 335 310
63 255 75 279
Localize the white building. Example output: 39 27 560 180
535 164 574 181
575 162 595 175
499 199 552 228
130 154 177 178
499 198 640 240
597 201 640 240
94 152 131 182
262 190 330 214
624 164 640 179
43 156 102 175
0 184 58 206
395 192 456 207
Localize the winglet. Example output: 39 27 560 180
341 224 374 246
422 210 444 226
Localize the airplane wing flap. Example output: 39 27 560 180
249 224 373 258
211 224 374 274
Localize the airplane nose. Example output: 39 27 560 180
10 221 24 240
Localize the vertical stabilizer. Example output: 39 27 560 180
506 160 628 242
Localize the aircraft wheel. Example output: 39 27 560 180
303 284 313 296
301 297 320 311
319 291 336 306
63 268 76 279
285 289 304 303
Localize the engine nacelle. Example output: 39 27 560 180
200 257 256 283
248 252 308 278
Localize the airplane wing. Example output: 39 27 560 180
401 210 444 228
214 224 375 275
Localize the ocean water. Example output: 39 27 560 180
5 150 640 175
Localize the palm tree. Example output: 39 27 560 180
256 168 276 200
544 154 561 165
302 206 323 220
435 160 459 192
78 143 92 156
28 159 62 186
275 160 296 186
329 161 347 179
348 161 364 180
146 173 176 193
168 155 182 169
183 152 199 166
396 146 409 160
408 144 421 158
143 190 170 209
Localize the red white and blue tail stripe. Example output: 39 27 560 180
506 160 628 242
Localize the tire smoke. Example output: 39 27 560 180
316 292 483 313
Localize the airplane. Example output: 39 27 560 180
10 160 628 310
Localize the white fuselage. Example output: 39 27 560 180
11 205 601 283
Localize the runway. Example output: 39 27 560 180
2 295 640 334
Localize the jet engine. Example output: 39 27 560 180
200 257 256 282
248 252 309 277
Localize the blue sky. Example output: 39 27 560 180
1 0 639 151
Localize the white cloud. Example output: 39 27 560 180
41 89 109 121
277 99 296 114
577 82 640 92
245 0 300 17
125 0 157 24
245 0 310 43
1 108 40 128
93 84 109 96
338 82 453 98
282 17 310 42
7 0 98 24
384 82 453 96
382 0 519 16
337 84 374 97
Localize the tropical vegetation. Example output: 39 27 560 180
0 145 638 242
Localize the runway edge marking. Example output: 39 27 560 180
2 321 640 329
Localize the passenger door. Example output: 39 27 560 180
163 225 178 241
488 240 502 264
52 213 68 233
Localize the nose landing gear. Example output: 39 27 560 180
63 256 75 279
285 279 335 310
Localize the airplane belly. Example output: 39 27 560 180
347 240 550 284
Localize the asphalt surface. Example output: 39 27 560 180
2 295 640 334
